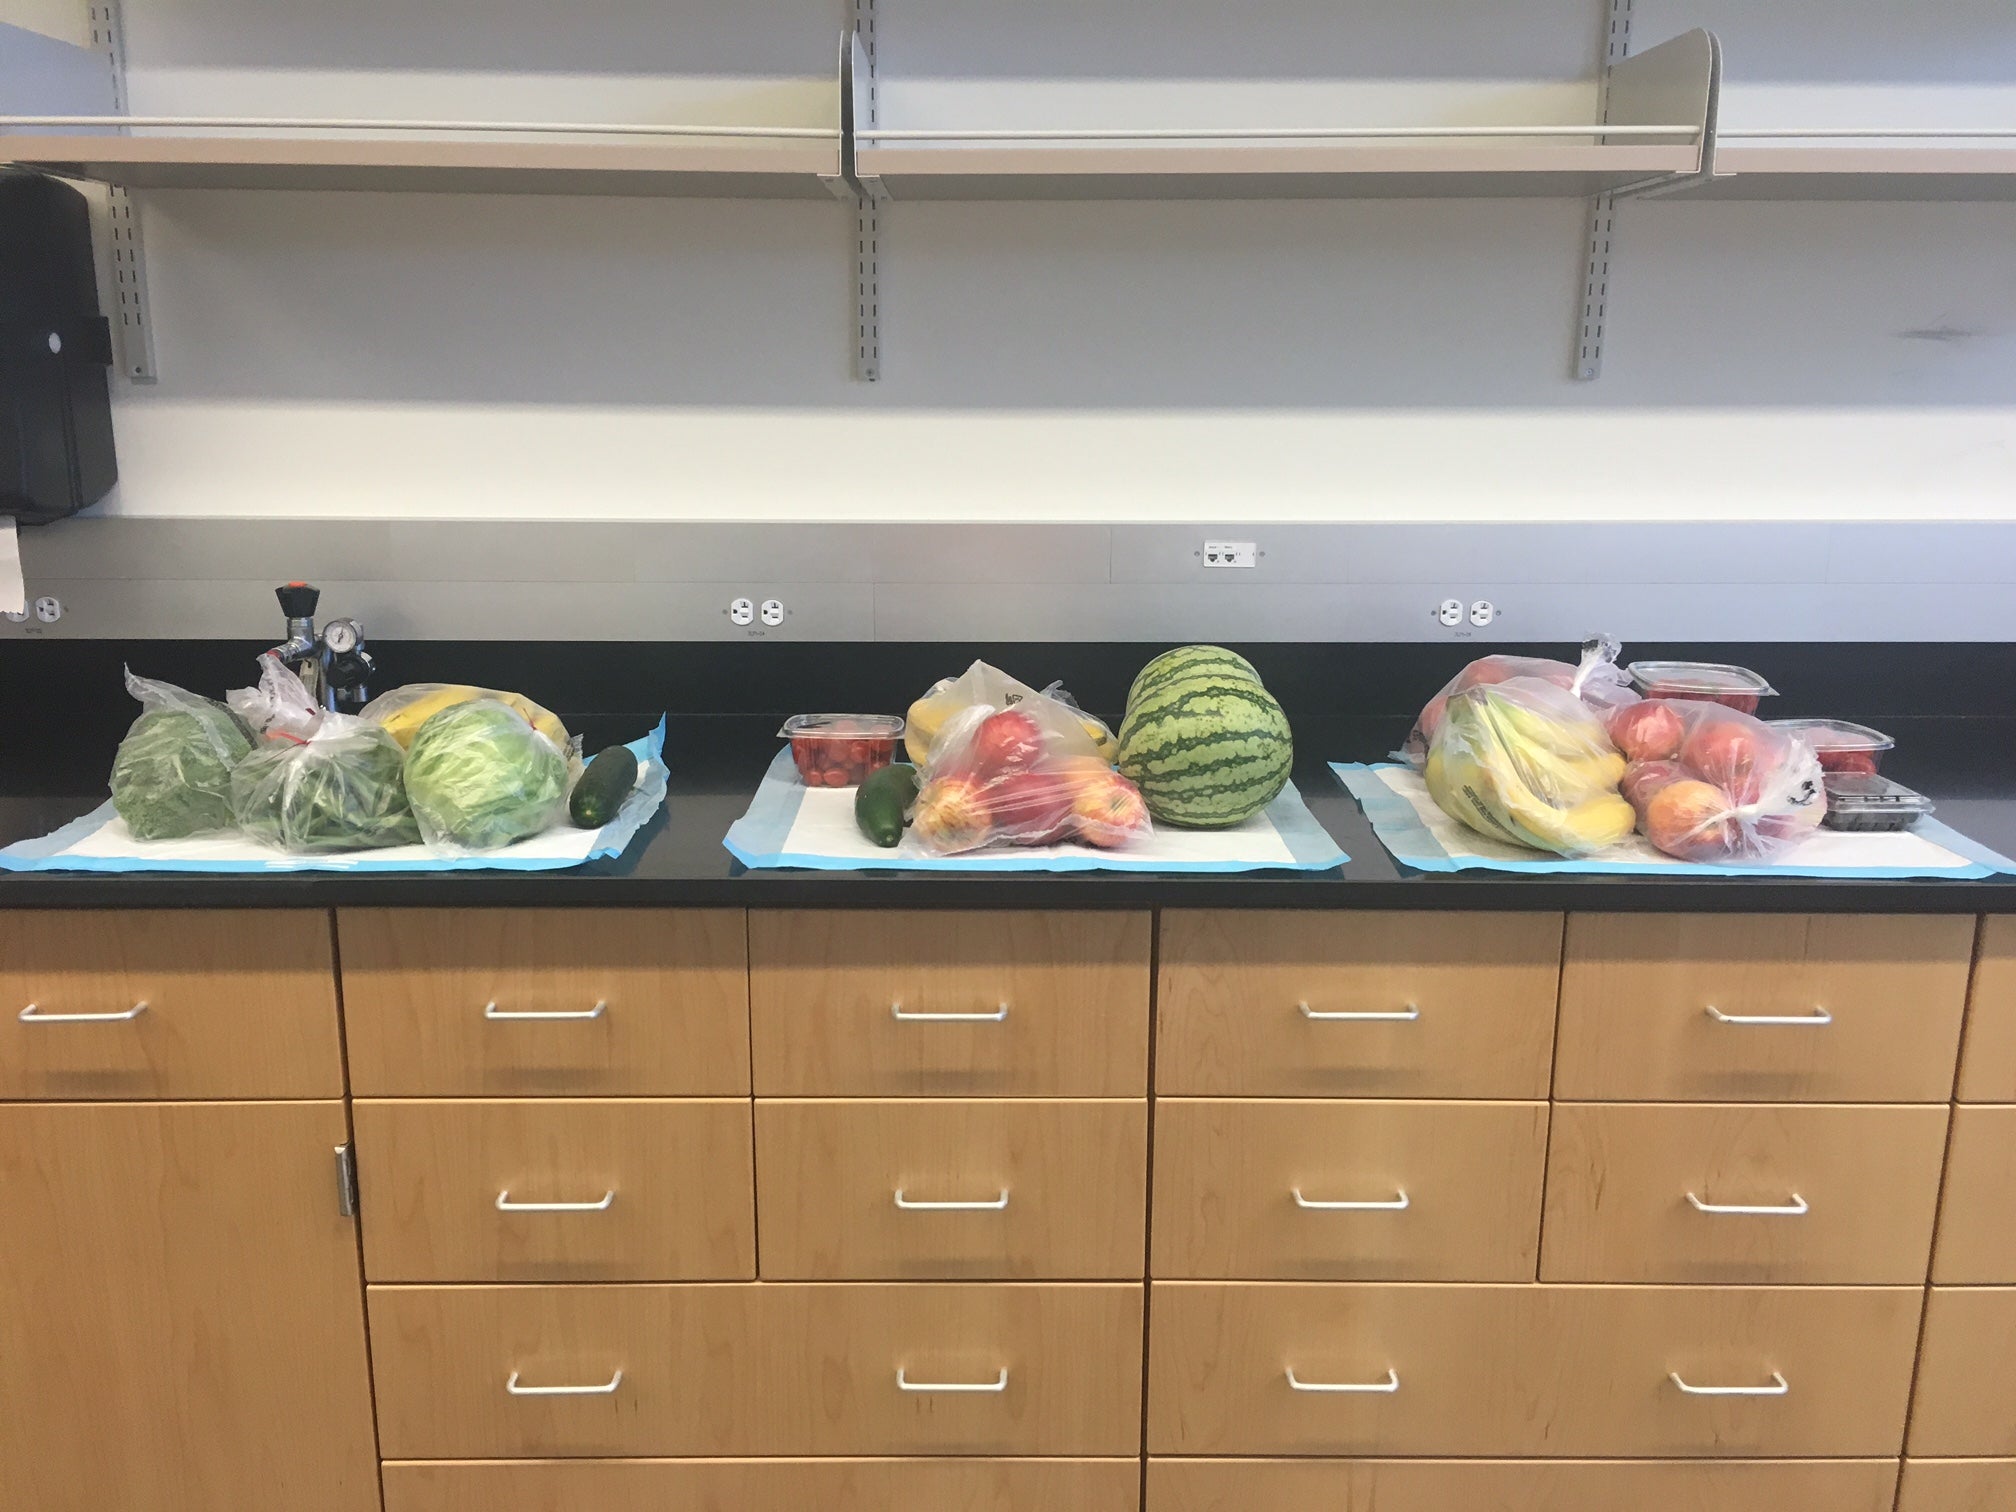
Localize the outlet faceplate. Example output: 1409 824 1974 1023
728 597 755 627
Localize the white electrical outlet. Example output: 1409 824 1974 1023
1202 540 1258 569
1437 598 1465 627
760 598 786 627
1469 600 1497 627
33 597 62 624
728 597 755 627
2 607 26 625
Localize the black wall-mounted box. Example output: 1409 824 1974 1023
0 168 117 524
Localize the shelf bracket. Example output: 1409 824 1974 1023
90 1 156 382
1574 0 1634 382
844 0 882 381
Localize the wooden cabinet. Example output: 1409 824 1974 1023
1908 1288 2016 1457
1149 1458 1901 1512
1152 1099 1547 1281
1556 914 1973 1102
382 1459 1143 1512
1898 1459 2016 1512
755 1099 1147 1279
749 911 1152 1096
0 1100 380 1512
369 1281 1145 1459
1148 1281 1922 1458
354 1098 756 1282
1542 1102 1949 1284
0 909 344 1099
340 908 751 1096
1958 916 2016 1101
1156 911 1562 1098
1933 1105 2016 1283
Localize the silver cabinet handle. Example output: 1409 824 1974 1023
891 1002 1010 1023
19 1000 148 1024
496 1189 617 1213
1286 1367 1400 1394
485 1000 607 1022
1669 1370 1789 1398
506 1368 623 1397
897 1367 1009 1393
1293 1188 1410 1212
1687 1191 1809 1217
895 1188 1011 1211
1704 1004 1831 1027
1299 1002 1419 1022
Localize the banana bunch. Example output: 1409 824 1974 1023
1423 683 1633 857
362 683 571 753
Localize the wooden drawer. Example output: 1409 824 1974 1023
1149 1458 1901 1512
1151 1100 1547 1281
1155 911 1561 1098
0 909 342 1100
1542 1103 1948 1285
1148 1282 1921 1458
1909 1289 2016 1457
1556 914 1973 1102
370 1281 1143 1458
1899 1460 2016 1512
1935 1106 2016 1283
382 1459 1142 1512
748 911 1151 1096
338 909 749 1097
354 1100 754 1283
1960 917 2016 1101
755 1099 1146 1280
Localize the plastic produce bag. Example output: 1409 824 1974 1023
108 670 255 840
1613 699 1825 863
227 656 419 853
402 697 572 851
1423 676 1634 857
362 682 571 754
907 670 1149 856
1405 636 1636 770
905 660 1116 766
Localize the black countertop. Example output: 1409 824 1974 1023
4 715 2013 914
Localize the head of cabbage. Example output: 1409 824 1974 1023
109 675 256 840
232 724 421 854
403 697 569 850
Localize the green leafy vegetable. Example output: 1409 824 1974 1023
109 675 256 840
403 697 569 850
232 725 421 853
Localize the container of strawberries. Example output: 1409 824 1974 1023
779 714 905 788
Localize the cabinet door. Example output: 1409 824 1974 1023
0 1101 380 1512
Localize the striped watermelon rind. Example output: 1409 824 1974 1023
1124 645 1261 713
1117 675 1293 829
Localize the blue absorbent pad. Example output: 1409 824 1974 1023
0 720 669 874
727 749 1346 872
1334 761 2016 880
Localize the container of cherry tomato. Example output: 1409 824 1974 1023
1625 660 1776 714
780 714 905 787
1771 717 1894 776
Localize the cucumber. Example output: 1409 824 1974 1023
854 762 918 848
569 745 640 829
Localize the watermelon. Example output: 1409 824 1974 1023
1117 674 1293 829
1125 645 1261 713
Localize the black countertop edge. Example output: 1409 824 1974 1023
4 715 2014 914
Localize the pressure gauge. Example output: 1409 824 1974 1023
323 618 361 654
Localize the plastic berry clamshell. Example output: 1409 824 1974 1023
1625 661 1778 714
1771 718 1895 776
780 714 905 788
1820 772 1934 833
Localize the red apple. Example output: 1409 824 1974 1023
984 770 1078 844
1681 719 1766 805
1643 779 1738 862
1609 700 1686 764
1072 772 1150 848
1621 758 1690 811
911 776 993 854
970 708 1045 772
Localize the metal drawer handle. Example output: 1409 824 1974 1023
1704 1004 1831 1027
1294 1188 1410 1212
1686 1191 1809 1217
505 1368 623 1397
19 1000 149 1024
485 999 607 1022
1286 1367 1401 1394
895 1188 1011 1211
890 1002 1010 1023
1669 1370 1789 1398
897 1367 1009 1394
1299 1002 1419 1022
496 1189 617 1213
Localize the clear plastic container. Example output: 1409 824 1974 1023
1626 661 1777 714
1771 718 1894 776
779 714 905 788
1820 772 1934 833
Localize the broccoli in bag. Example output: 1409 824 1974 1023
109 670 255 840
